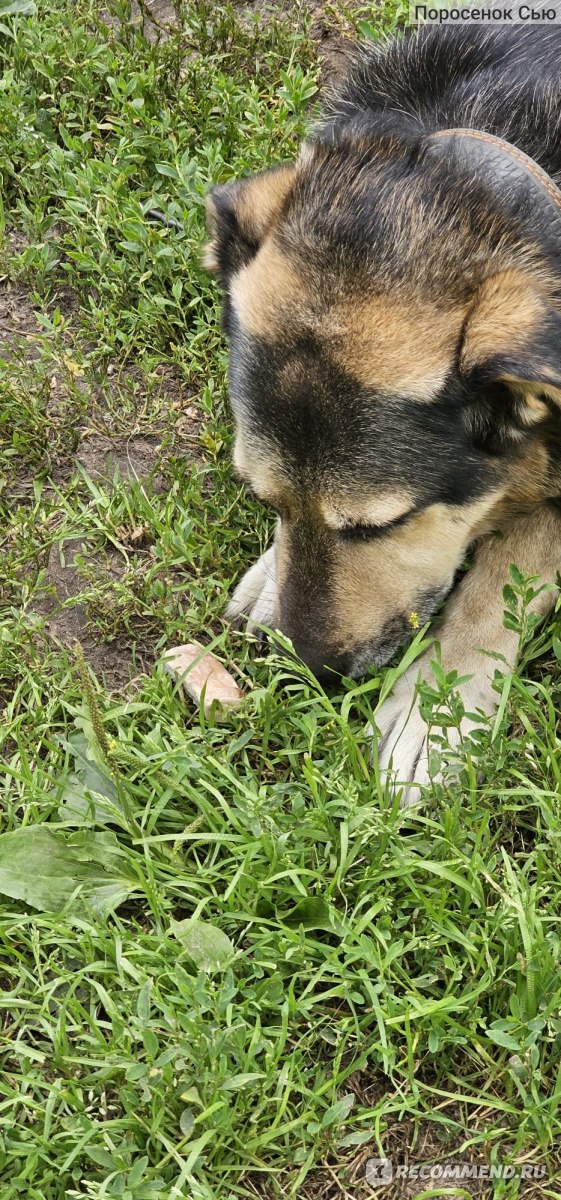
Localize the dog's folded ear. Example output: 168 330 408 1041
203 164 295 282
461 269 561 421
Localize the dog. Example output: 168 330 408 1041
204 20 561 804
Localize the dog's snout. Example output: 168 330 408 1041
287 636 350 682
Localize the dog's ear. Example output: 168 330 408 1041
461 270 561 444
203 164 295 282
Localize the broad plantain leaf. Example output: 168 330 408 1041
282 896 335 931
0 826 135 915
0 0 36 14
56 732 125 828
58 763 120 827
171 919 234 971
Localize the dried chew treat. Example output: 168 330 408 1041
163 643 244 716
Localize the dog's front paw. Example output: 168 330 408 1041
226 546 277 631
373 657 497 807
374 667 435 807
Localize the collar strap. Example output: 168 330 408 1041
427 127 561 246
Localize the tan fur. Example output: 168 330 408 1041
207 175 561 408
503 440 552 506
231 239 305 338
330 494 505 650
432 504 560 673
204 165 295 274
233 435 289 506
326 296 465 399
505 379 550 426
461 269 553 371
320 491 414 528
201 236 220 274
233 251 466 400
507 379 561 412
232 165 295 241
232 434 256 480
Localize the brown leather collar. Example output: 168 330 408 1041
427 127 561 245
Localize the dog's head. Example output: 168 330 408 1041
205 140 561 678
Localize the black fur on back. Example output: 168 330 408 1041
320 22 561 182
276 22 561 301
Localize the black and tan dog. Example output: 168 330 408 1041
204 21 561 803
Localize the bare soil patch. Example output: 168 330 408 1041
76 432 165 487
0 279 40 345
33 538 144 690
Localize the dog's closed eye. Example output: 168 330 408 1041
338 510 416 541
241 481 418 536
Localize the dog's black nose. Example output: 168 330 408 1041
288 638 350 683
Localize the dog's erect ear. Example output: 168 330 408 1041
461 270 561 431
203 164 295 282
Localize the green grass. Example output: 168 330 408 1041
1 2 561 1197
